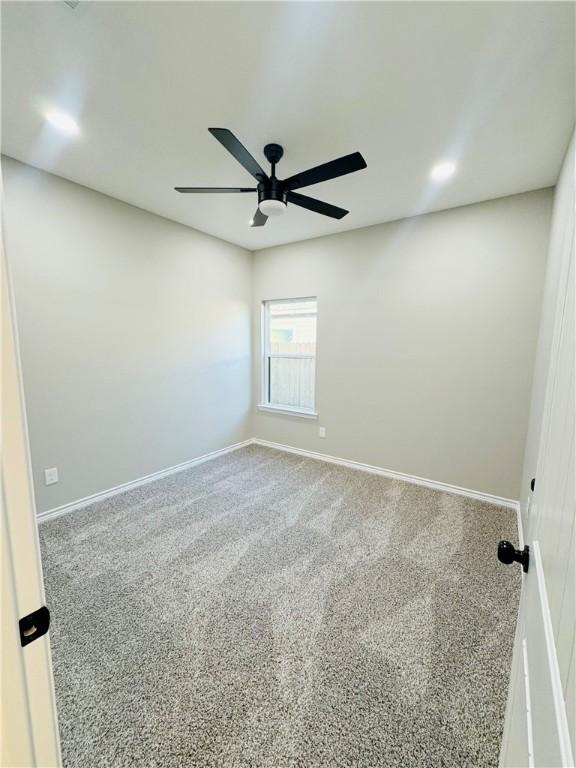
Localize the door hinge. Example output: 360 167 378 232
19 606 50 647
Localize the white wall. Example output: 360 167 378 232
2 157 252 513
252 190 553 500
3 155 555 511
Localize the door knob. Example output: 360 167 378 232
497 540 529 573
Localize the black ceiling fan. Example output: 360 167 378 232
175 128 367 227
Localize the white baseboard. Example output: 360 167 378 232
37 439 253 524
38 436 519 524
253 438 518 509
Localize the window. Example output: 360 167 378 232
260 298 317 416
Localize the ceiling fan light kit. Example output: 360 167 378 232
259 199 286 217
175 128 367 228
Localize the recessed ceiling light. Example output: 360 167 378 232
430 161 456 182
45 108 80 136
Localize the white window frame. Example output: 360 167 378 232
258 297 318 418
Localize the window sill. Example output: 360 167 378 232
257 404 318 420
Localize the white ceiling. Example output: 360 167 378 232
2 1 574 251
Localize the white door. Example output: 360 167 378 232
499 143 575 767
1 241 61 765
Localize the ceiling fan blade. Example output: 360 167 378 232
250 208 268 227
287 191 348 219
284 152 367 191
174 187 256 193
208 128 268 182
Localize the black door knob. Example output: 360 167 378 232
497 540 529 573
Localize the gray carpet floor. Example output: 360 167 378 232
39 445 520 768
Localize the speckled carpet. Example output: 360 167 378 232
39 444 520 768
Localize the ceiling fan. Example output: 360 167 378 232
175 128 367 227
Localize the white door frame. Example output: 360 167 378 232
1 224 61 766
499 133 575 768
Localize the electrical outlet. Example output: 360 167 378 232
319 426 326 438
44 467 59 486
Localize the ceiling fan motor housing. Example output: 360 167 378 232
258 176 286 205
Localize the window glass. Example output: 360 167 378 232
263 299 317 412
